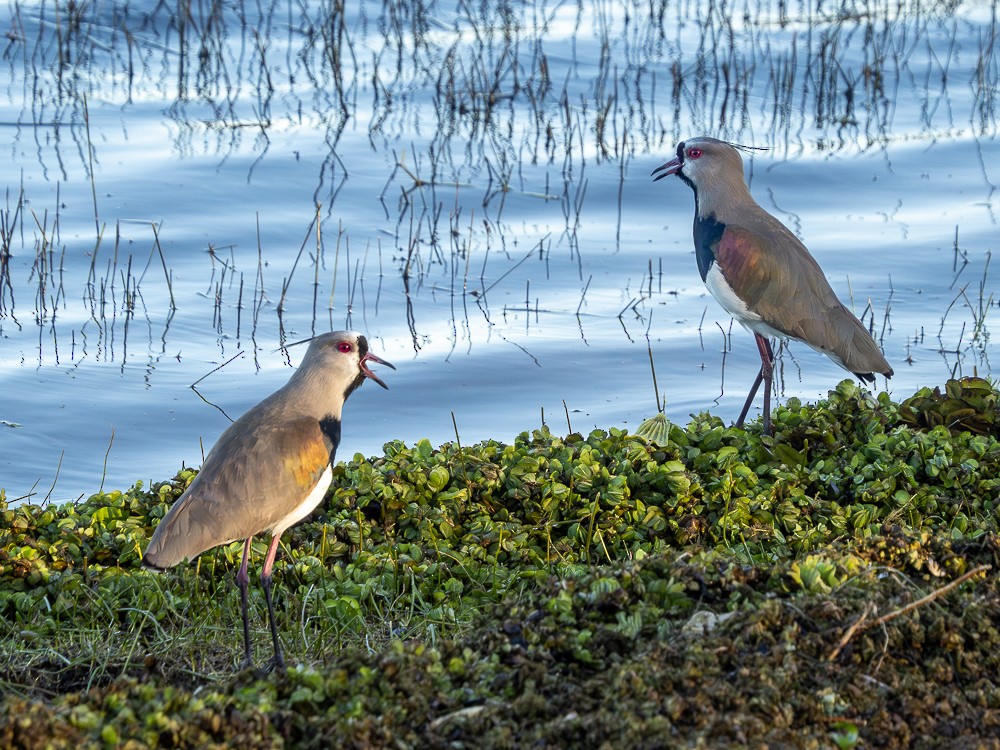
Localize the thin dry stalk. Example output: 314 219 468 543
828 565 992 661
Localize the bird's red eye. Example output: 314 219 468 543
337 342 352 353
687 147 703 159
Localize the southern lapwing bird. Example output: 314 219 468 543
143 331 394 672
652 137 892 435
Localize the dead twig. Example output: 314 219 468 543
865 565 991 630
828 565 991 661
827 601 875 661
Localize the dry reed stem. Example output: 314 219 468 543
828 564 992 661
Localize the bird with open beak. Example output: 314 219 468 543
144 330 394 672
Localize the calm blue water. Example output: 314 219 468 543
1 0 996 502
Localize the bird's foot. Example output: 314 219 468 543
253 654 286 679
238 655 257 673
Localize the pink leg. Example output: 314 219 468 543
736 334 775 435
755 334 775 436
236 537 254 669
260 533 286 671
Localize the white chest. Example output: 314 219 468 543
270 464 334 538
704 263 786 340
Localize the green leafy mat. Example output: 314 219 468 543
2 379 998 748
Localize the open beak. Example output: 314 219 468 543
360 352 395 390
651 156 683 181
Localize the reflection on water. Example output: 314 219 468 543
0 0 996 501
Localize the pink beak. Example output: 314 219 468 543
360 352 395 390
651 156 683 181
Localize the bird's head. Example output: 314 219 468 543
652 137 749 187
293 331 395 401
651 137 760 212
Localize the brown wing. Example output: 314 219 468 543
717 220 892 377
144 414 333 569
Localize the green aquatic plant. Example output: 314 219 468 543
1 379 999 747
899 377 999 436
635 412 672 446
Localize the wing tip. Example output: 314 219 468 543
854 367 893 383
141 552 171 572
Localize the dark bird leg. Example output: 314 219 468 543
735 334 775 435
259 534 287 673
756 334 775 435
736 369 763 428
236 537 255 670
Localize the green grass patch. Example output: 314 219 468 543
1 378 999 747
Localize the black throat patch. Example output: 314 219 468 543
693 213 725 282
343 334 370 401
674 142 696 192
343 373 367 401
318 416 342 460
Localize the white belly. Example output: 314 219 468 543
270 464 333 539
705 263 787 340
705 263 855 374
